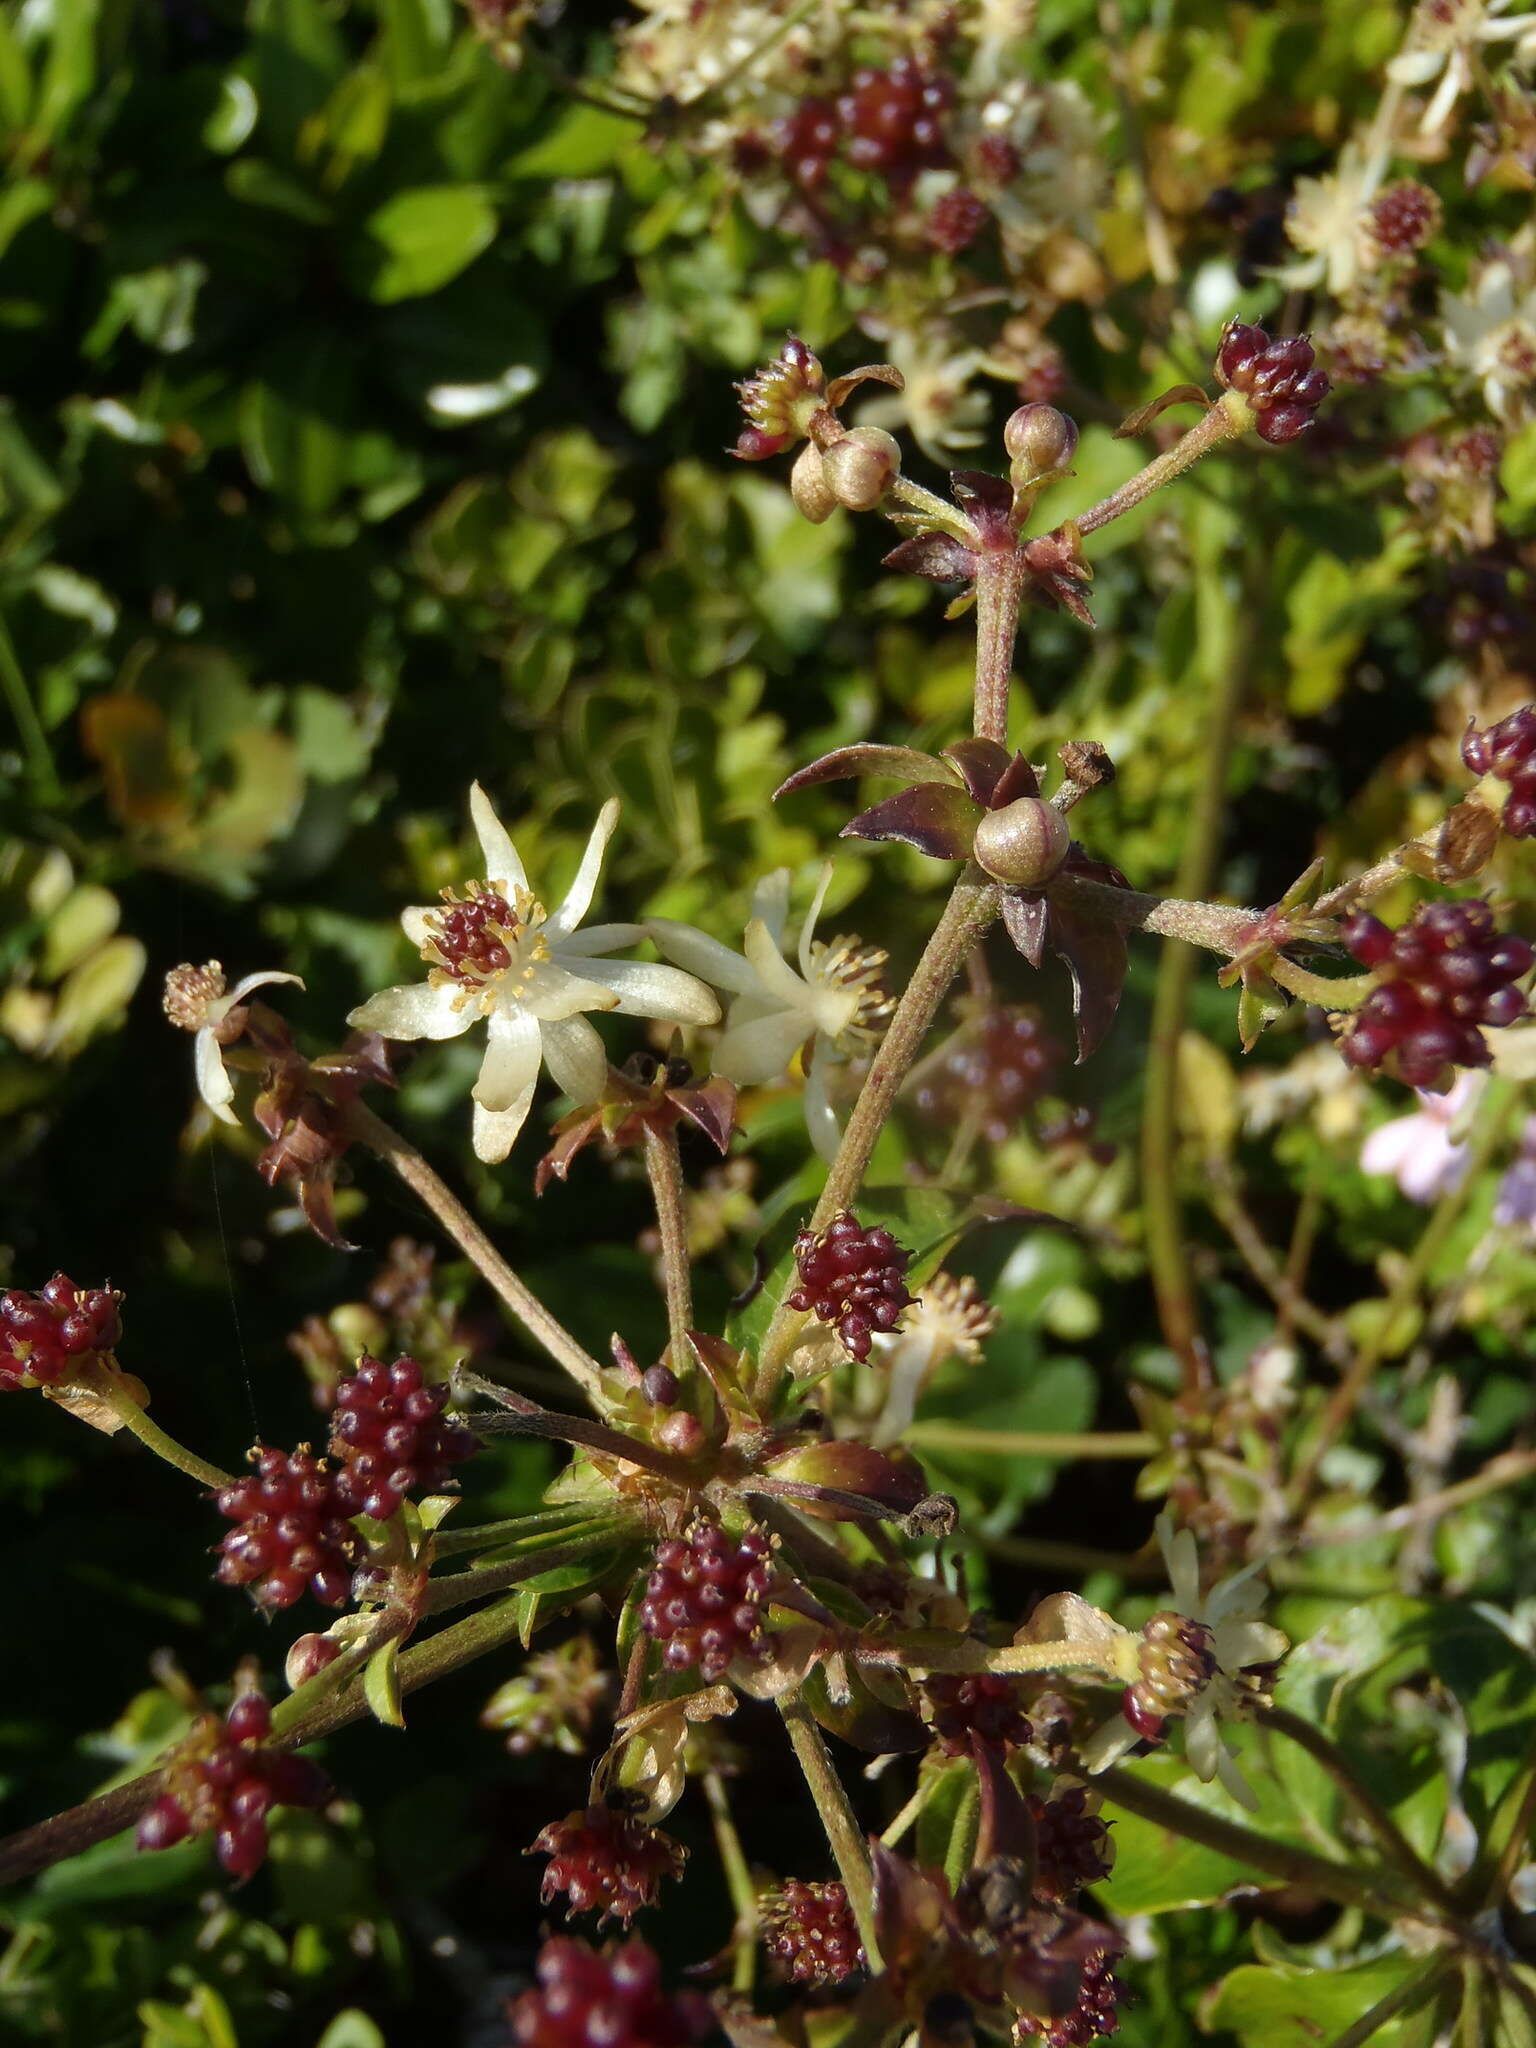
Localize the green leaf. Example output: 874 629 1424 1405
347 185 499 304
1201 1953 1436 2048
317 2015 388 2048
364 1636 405 1728
240 331 355 515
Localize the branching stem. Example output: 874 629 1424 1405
643 1123 694 1369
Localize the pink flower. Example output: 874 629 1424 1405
1358 1074 1483 1204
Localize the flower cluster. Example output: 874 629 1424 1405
213 1447 361 1612
532 1804 688 1927
1338 900 1531 1089
329 1353 478 1522
0 1274 120 1390
786 1211 913 1361
761 1878 864 1988
137 1688 329 1880
637 1523 774 1682
508 1936 714 2048
1463 703 1536 835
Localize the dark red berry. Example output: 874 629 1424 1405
762 1878 865 1988
1338 899 1530 1088
136 1686 330 1881
785 1211 913 1361
1461 705 1536 838
1014 1948 1124 2044
912 1005 1063 1146
328 1353 476 1521
428 883 520 984
1119 1687 1166 1744
532 1805 687 1927
773 95 841 191
1215 320 1330 441
927 187 988 252
1370 180 1440 255
836 58 954 186
214 1446 361 1612
508 1936 715 2048
923 1673 1032 1757
0 1273 121 1391
1027 1789 1115 1901
637 1522 773 1682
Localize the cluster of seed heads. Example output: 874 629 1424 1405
1026 1790 1115 1903
912 1007 1062 1147
637 1522 774 1682
922 1673 1034 1757
214 1447 361 1612
786 1211 913 1361
508 1936 715 2048
427 882 521 983
762 1878 865 1988
532 1805 687 1928
0 1274 121 1390
1339 900 1531 1088
773 59 956 194
1463 704 1536 838
1013 1949 1124 2046
1120 1614 1216 1741
1215 321 1331 443
329 1353 477 1521
136 1689 329 1880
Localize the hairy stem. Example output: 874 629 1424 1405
421 1526 635 1617
1299 1447 1536 1549
347 1102 607 1404
779 1692 881 1968
754 871 1000 1405
972 549 1028 744
67 1368 236 1490
643 1123 694 1370
1075 394 1250 537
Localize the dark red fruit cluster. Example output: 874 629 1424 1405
1214 321 1331 443
923 1673 1033 1757
430 883 518 983
1463 704 1536 837
786 1211 913 1361
0 1274 121 1391
1338 901 1532 1088
1027 1789 1114 1902
508 1936 714 2048
638 1522 773 1682
1014 1948 1123 2045
1370 180 1440 254
773 59 955 193
913 1006 1062 1146
926 186 988 253
532 1805 687 1927
214 1447 361 1612
762 1878 865 1988
329 1353 477 1521
136 1689 329 1880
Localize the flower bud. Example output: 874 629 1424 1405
972 797 1072 889
791 440 838 523
657 1410 706 1457
820 427 901 511
285 1632 342 1690
1003 403 1078 482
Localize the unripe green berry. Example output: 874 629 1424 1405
972 797 1072 889
1003 404 1078 485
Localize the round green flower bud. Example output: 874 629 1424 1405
973 797 1072 889
821 427 902 511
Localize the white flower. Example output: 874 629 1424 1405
1444 243 1536 421
870 1274 998 1447
1389 0 1536 136
648 866 892 1162
347 786 719 1165
1080 1512 1287 1812
1359 1072 1484 1203
1280 142 1390 296
162 961 304 1125
854 327 990 461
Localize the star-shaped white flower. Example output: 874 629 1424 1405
1280 141 1390 295
162 962 304 1125
1080 1512 1288 1811
347 786 719 1165
1444 244 1536 421
648 867 892 1162
1389 0 1536 136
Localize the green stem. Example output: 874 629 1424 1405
905 1423 1156 1459
983 1638 1138 1681
1095 1765 1428 1920
943 1771 980 1893
972 549 1028 744
0 605 61 801
886 475 975 541
779 1692 881 1969
347 1102 608 1404
703 1769 760 1996
1470 1726 1536 1910
1321 1956 1452 2048
1258 1706 1460 1914
880 1772 940 1848
753 871 1000 1405
421 1527 633 1616
1267 958 1376 1009
1291 1079 1516 1508
1075 394 1249 538
67 1368 235 1490
643 1122 693 1371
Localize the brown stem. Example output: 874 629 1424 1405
972 549 1028 744
346 1101 608 1402
1206 1171 1353 1370
643 1123 693 1370
905 1423 1156 1459
778 1692 880 1967
1074 394 1249 538
466 1406 697 1485
753 871 1000 1405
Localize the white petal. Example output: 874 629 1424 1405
1203 1557 1271 1626
473 1094 534 1165
547 799 619 940
1214 1619 1288 1669
573 956 721 1025
797 862 836 978
540 1013 609 1104
195 1029 239 1124
521 962 622 1023
1213 1737 1261 1812
401 905 438 949
1183 1697 1222 1783
1422 55 1465 133
743 918 815 1011
804 1044 843 1163
1386 49 1443 85
1156 1512 1201 1616
1078 1713 1139 1774
646 918 757 995
469 783 527 893
713 1007 810 1085
226 968 305 1007
474 1006 543 1112
348 981 472 1042
750 869 791 945
559 922 646 957
1359 1115 1421 1179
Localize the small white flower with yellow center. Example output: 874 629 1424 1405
648 867 893 1162
1444 241 1536 420
347 786 719 1165
1389 0 1536 136
1080 1512 1288 1811
870 1274 998 1446
1281 141 1391 296
162 961 304 1125
854 326 990 461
